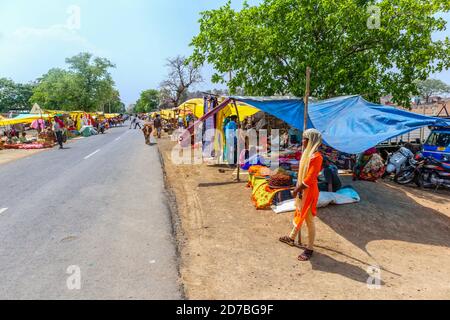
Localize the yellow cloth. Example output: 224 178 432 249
0 114 52 126
251 181 290 210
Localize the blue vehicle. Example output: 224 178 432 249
422 128 450 162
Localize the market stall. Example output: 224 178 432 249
177 94 450 210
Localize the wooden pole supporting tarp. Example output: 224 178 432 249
303 67 311 133
232 100 241 182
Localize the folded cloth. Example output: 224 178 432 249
271 186 360 214
252 182 291 210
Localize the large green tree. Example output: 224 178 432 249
105 89 126 113
135 89 160 113
416 78 450 103
66 53 117 111
30 68 78 110
31 53 120 112
0 78 35 112
190 0 450 107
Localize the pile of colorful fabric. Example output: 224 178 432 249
247 165 273 188
18 143 52 150
353 147 386 181
248 166 294 210
2 142 53 150
2 144 21 149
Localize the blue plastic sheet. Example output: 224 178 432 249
237 97 314 130
234 95 450 154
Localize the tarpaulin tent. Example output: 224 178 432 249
178 99 205 118
95 112 120 119
177 98 260 120
306 95 450 154
183 95 450 154
30 103 44 114
0 114 53 127
160 109 176 120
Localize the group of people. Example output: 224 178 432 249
1 128 32 145
1 115 68 149
177 112 196 129
1 114 126 150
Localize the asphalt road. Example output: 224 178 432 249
0 124 182 299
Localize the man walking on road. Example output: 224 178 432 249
53 116 65 149
134 116 142 130
129 114 136 129
153 114 162 138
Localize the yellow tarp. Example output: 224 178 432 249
0 114 53 126
160 109 176 120
177 98 260 120
220 102 260 122
177 99 205 118
213 101 260 158
104 113 120 119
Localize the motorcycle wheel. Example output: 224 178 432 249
394 170 415 185
414 173 424 188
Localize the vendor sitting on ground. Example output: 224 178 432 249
19 131 30 144
319 157 342 192
353 147 385 182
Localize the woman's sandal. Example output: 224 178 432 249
279 236 295 247
298 249 314 261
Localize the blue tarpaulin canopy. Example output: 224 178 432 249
233 95 450 154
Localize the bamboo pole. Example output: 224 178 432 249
303 67 311 133
233 100 241 182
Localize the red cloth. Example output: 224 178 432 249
364 147 377 156
55 118 65 128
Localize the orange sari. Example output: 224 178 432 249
294 152 323 229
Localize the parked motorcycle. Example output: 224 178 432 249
392 155 419 185
395 154 450 189
415 156 450 189
384 147 415 181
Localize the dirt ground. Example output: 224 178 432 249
0 148 47 166
158 137 450 300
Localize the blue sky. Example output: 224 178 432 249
0 0 449 106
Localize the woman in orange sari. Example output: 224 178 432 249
279 129 323 261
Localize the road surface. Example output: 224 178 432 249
0 124 182 299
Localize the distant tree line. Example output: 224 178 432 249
0 52 125 114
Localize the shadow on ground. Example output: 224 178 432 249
319 178 450 253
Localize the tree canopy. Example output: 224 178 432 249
416 79 450 103
0 78 35 113
30 53 121 112
190 0 450 107
135 89 160 113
